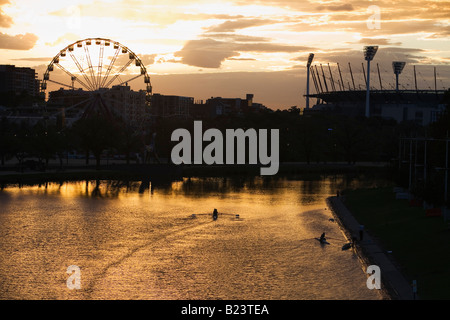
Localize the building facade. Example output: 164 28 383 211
46 85 148 127
103 85 148 127
151 93 193 119
189 94 266 119
0 65 40 97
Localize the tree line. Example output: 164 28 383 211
0 114 144 170
0 106 433 170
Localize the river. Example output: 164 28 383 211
0 173 389 300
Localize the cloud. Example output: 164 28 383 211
174 38 315 68
291 47 435 76
351 38 402 46
228 57 257 61
11 57 53 62
287 15 450 40
48 1 246 27
362 20 450 38
0 10 12 27
115 53 158 68
316 3 354 11
240 42 314 53
205 18 277 33
232 0 312 10
300 47 428 66
232 0 358 12
425 25 450 39
44 32 80 47
31 64 49 77
203 33 272 42
0 0 12 28
174 38 240 68
139 54 158 66
0 33 38 50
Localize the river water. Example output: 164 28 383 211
0 174 389 300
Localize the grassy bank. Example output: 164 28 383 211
343 187 450 300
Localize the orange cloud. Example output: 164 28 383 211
316 3 354 11
0 32 38 50
0 0 13 29
174 38 315 68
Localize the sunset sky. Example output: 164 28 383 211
1 0 449 109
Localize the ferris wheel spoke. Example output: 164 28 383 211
100 90 146 105
69 53 96 91
49 96 93 116
117 75 124 86
98 96 125 113
100 93 146 107
47 78 79 90
100 95 148 126
116 73 144 86
83 45 97 90
100 45 120 89
97 44 104 90
54 63 92 91
104 58 134 88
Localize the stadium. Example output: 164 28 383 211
303 49 449 126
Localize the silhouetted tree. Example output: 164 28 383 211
71 114 120 169
117 122 144 165
333 116 368 164
0 117 15 166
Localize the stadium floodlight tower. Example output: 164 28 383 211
305 53 314 110
392 61 406 92
363 46 378 117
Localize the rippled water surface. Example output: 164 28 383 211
0 174 388 299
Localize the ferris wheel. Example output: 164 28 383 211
41 38 152 125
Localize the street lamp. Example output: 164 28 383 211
363 46 378 117
305 53 314 110
392 61 406 92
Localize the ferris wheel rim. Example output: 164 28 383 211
41 37 152 97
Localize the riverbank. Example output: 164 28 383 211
330 187 450 300
341 187 450 300
0 161 390 185
0 163 184 186
327 195 415 300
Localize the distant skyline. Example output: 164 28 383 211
1 0 450 109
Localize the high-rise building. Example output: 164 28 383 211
0 65 40 97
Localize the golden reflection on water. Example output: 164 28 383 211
3 174 364 201
0 174 389 300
